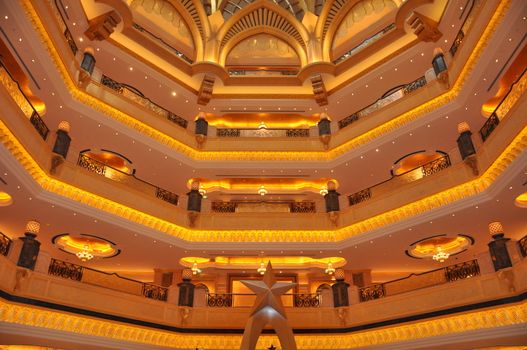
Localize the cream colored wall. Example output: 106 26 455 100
1 254 526 330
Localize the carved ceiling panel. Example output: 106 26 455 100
226 34 300 66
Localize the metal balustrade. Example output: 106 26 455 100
0 62 49 140
338 76 427 130
348 155 451 206
0 232 12 256
518 235 527 258
48 258 168 301
479 67 526 142
100 75 188 129
206 293 321 307
211 200 316 213
77 153 179 206
216 128 310 138
359 259 480 302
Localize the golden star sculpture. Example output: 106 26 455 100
240 261 297 350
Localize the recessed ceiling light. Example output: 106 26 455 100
4 15 8 19
79 37 83 42
495 59 499 63
444 39 448 43
375 148 379 152
96 48 100 52
394 68 398 71
185 100 189 103
427 124 430 128
365 84 369 88
18 38 22 42
421 52 424 56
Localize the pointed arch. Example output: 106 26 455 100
217 0 309 61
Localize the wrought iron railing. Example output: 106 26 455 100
0 232 12 256
518 235 527 258
206 293 321 307
338 76 427 129
479 113 500 142
449 0 480 57
359 284 385 302
51 0 78 55
210 200 316 213
348 155 451 206
333 23 396 65
290 201 316 213
0 61 49 140
142 283 169 301
100 75 188 129
77 153 179 206
48 258 168 301
132 23 193 64
479 67 527 142
359 259 480 302
216 128 310 138
293 293 321 307
228 67 299 76
211 201 237 213
207 293 233 307
348 188 372 206
48 258 83 281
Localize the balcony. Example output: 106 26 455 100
0 240 525 333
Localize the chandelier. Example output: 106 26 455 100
257 262 267 275
76 245 94 262
325 262 335 275
432 246 450 262
191 261 202 275
319 186 328 196
258 185 268 196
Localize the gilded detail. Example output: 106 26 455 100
0 298 525 348
20 0 511 162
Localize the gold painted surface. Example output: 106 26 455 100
0 67 34 119
410 236 471 258
1 0 522 243
0 191 13 207
515 192 527 208
20 0 511 161
188 177 336 193
0 298 525 349
180 256 346 269
54 235 117 258
0 113 526 242
205 112 319 129
393 152 442 175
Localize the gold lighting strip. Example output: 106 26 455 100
1 113 526 242
21 0 509 161
0 298 525 349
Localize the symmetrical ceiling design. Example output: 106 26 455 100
0 0 525 290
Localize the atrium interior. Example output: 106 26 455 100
0 0 526 349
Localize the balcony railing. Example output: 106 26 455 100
518 235 527 258
0 62 49 140
216 128 310 138
333 23 396 65
348 154 451 206
359 259 480 302
77 153 179 206
338 76 427 129
0 232 12 256
449 0 480 57
132 23 193 64
227 67 299 76
100 75 188 129
479 67 527 142
51 0 78 55
211 200 316 213
206 293 321 307
48 258 168 301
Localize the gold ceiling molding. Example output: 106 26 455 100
21 0 510 161
0 298 525 349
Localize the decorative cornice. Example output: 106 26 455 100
0 298 525 348
1 0 522 244
20 0 510 162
